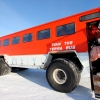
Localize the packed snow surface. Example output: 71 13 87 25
0 68 98 100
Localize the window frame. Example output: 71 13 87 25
0 41 2 46
12 36 20 45
37 28 50 40
23 33 33 43
80 12 100 22
3 39 9 46
56 22 75 37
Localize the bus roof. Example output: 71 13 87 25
0 7 100 38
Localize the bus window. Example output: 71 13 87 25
12 36 20 44
23 33 33 42
37 29 50 40
0 41 2 46
3 39 9 46
56 22 75 36
80 12 100 22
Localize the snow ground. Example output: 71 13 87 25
0 68 98 100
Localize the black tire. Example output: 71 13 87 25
0 58 11 76
46 58 80 93
74 63 81 86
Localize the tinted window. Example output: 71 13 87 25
0 41 2 46
37 29 50 40
12 36 20 44
23 33 32 42
80 12 100 22
56 23 75 36
3 39 9 46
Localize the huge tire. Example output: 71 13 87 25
46 58 80 93
74 63 81 86
0 58 11 76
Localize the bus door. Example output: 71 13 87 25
86 20 100 98
80 10 100 98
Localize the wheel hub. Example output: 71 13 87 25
53 69 67 84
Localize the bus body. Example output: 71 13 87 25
0 7 100 98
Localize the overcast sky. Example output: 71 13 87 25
0 0 100 36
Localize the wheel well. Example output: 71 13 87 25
0 56 4 60
50 52 83 72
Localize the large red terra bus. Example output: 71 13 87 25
0 7 100 98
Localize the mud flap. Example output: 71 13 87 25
0 58 11 76
93 75 100 98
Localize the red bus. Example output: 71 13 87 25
0 7 100 98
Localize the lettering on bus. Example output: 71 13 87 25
66 45 75 50
50 47 62 51
52 42 62 46
49 41 76 51
50 41 62 51
64 41 75 50
64 41 73 45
